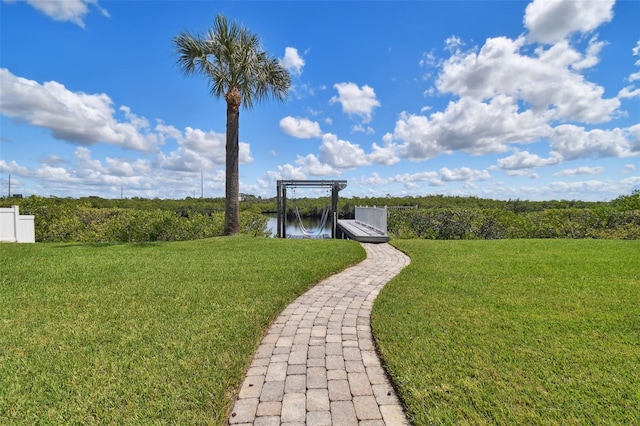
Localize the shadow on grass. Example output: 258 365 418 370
50 242 163 249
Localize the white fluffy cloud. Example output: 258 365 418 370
369 133 400 166
351 124 374 135
104 156 150 177
439 167 490 182
396 3 631 168
281 47 305 76
1 145 230 198
387 166 490 189
550 125 637 160
319 133 370 169
329 82 380 123
554 166 604 176
393 171 442 187
8 0 110 28
618 40 640 99
3 146 143 191
0 68 254 176
524 0 614 44
359 172 391 187
394 95 550 161
3 1 635 201
280 116 322 138
257 166 307 191
155 126 252 172
265 131 402 180
497 150 561 170
0 159 31 176
295 154 342 176
0 68 159 151
436 36 620 123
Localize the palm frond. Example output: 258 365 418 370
173 31 205 75
174 13 290 108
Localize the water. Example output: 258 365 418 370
265 214 332 238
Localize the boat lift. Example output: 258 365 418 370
276 180 347 239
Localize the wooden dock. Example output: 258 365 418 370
337 220 389 243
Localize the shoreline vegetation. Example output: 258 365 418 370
1 191 638 242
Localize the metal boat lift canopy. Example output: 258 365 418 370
276 180 347 239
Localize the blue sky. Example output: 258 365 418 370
1 0 639 201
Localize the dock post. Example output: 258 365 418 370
331 183 339 238
276 181 282 238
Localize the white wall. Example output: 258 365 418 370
0 206 35 243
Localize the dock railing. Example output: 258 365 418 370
355 206 387 234
386 205 418 211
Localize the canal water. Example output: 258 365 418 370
265 214 332 238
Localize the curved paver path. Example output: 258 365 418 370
228 242 411 426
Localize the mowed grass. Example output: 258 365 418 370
372 239 639 425
0 236 365 424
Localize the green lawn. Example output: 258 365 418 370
373 239 640 425
0 237 365 424
4 238 638 425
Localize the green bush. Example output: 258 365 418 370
388 207 640 240
3 193 637 242
610 190 640 211
1 196 267 242
15 197 87 242
240 211 272 237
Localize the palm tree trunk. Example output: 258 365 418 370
224 98 241 235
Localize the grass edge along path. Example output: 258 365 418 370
0 236 365 425
372 239 640 425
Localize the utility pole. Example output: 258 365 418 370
201 170 204 198
8 175 11 197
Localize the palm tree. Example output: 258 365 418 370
174 15 290 235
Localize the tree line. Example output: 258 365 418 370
1 191 638 242
385 191 640 240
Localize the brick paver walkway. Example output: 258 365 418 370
228 243 411 425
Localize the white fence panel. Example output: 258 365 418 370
355 206 387 234
0 206 35 243
0 208 16 242
17 215 35 243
